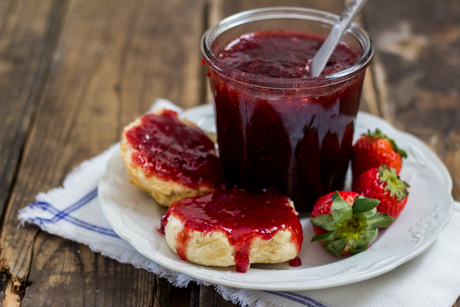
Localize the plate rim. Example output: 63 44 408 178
99 108 454 291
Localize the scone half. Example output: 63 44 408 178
161 189 303 273
120 109 224 206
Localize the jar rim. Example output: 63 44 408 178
201 7 374 89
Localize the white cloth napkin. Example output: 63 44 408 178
19 99 460 307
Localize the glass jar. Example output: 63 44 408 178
201 7 374 214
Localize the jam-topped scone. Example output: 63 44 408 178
160 188 303 273
121 109 224 207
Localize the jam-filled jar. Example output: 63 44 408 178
201 8 374 213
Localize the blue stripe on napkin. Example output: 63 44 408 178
264 291 326 307
28 188 119 238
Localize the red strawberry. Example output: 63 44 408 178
310 191 394 256
311 191 360 235
352 129 407 187
355 165 410 219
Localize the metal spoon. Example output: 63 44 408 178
310 0 369 77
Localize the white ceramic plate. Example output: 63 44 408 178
99 106 453 291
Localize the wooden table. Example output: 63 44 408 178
1 0 459 306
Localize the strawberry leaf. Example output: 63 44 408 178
363 229 378 244
352 196 380 214
322 238 349 257
331 192 353 223
311 231 335 243
349 235 369 254
310 214 337 231
364 212 395 229
312 192 394 257
366 129 408 158
355 208 377 220
378 165 410 201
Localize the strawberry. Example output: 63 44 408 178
310 191 394 256
352 129 407 187
355 165 410 219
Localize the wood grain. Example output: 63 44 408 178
1 279 20 307
363 1 460 305
0 0 68 231
364 0 460 198
0 274 11 306
0 0 206 305
197 286 237 307
189 282 200 307
0 2 70 304
22 232 162 306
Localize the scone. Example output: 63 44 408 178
160 188 303 273
121 109 224 206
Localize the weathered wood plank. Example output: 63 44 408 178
0 0 206 305
0 3 70 304
22 232 161 307
0 274 10 306
190 282 200 307
0 0 69 233
364 0 460 197
169 283 192 307
198 286 237 307
1 278 21 307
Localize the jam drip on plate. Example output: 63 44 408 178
289 257 302 267
125 110 224 189
161 188 303 273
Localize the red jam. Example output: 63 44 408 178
207 31 364 213
160 188 303 273
217 31 358 77
125 110 224 189
289 256 302 267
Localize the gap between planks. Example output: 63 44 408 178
2 0 209 306
0 0 72 305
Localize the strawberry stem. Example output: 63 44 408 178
311 192 395 257
365 129 408 158
378 165 410 200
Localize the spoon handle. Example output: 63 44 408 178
310 0 368 77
